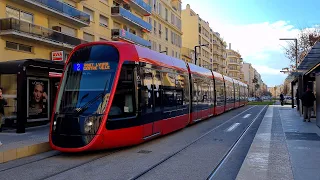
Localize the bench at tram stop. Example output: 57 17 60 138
0 124 51 164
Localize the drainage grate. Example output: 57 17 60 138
138 150 152 154
285 132 320 141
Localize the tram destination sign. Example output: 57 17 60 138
73 62 110 71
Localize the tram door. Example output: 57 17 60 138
139 68 161 140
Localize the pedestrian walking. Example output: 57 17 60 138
280 93 284 106
301 88 316 122
0 87 7 132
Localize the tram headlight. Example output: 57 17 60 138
84 115 103 134
52 120 57 132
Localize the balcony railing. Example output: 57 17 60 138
0 18 87 47
19 0 90 25
111 29 151 48
130 0 152 15
111 6 152 32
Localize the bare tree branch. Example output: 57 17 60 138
282 27 320 69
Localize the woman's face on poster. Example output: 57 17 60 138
33 84 44 102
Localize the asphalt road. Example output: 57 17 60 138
0 105 267 180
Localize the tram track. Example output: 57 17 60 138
0 105 259 180
206 105 268 180
128 105 260 180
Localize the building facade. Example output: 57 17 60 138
226 47 243 81
0 0 181 62
181 4 227 73
148 0 182 58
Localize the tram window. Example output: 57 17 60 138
109 65 136 118
162 71 176 110
140 68 153 114
215 78 224 106
176 73 188 106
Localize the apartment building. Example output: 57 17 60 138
212 32 227 75
0 0 181 63
181 47 195 63
181 4 227 72
226 47 242 81
148 0 182 58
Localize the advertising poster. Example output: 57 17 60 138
27 77 50 120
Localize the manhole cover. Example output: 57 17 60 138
285 132 320 141
138 150 152 154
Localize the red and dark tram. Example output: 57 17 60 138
49 41 248 152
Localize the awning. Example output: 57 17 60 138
297 42 320 71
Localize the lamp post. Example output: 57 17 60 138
279 38 298 71
194 44 209 65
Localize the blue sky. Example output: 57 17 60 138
181 0 320 87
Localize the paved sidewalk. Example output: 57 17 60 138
236 105 320 180
0 124 51 163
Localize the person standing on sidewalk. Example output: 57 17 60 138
280 93 285 106
301 88 316 122
0 87 7 132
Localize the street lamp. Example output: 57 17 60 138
279 38 298 71
194 44 209 65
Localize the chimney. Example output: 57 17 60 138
229 43 231 50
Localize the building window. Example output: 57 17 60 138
6 41 32 52
60 24 77 37
84 32 94 42
83 7 94 21
165 47 168 55
165 8 168 21
172 50 174 56
6 6 33 23
154 20 157 34
158 2 162 15
158 23 162 38
159 44 161 52
165 28 168 41
99 15 108 27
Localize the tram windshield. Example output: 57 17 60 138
55 45 119 116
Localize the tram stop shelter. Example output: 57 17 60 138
291 42 320 128
0 59 64 133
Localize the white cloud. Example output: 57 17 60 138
213 21 300 60
181 0 302 86
251 65 287 76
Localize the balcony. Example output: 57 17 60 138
0 18 87 50
111 6 152 32
126 0 152 16
111 29 151 48
9 0 90 27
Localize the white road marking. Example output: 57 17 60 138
243 114 251 118
225 123 241 132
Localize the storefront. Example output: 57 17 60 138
0 59 64 133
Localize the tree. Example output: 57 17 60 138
283 27 320 69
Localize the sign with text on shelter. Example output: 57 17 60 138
51 51 64 61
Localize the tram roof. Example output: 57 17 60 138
187 63 213 78
135 45 188 72
212 71 224 80
223 75 235 83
